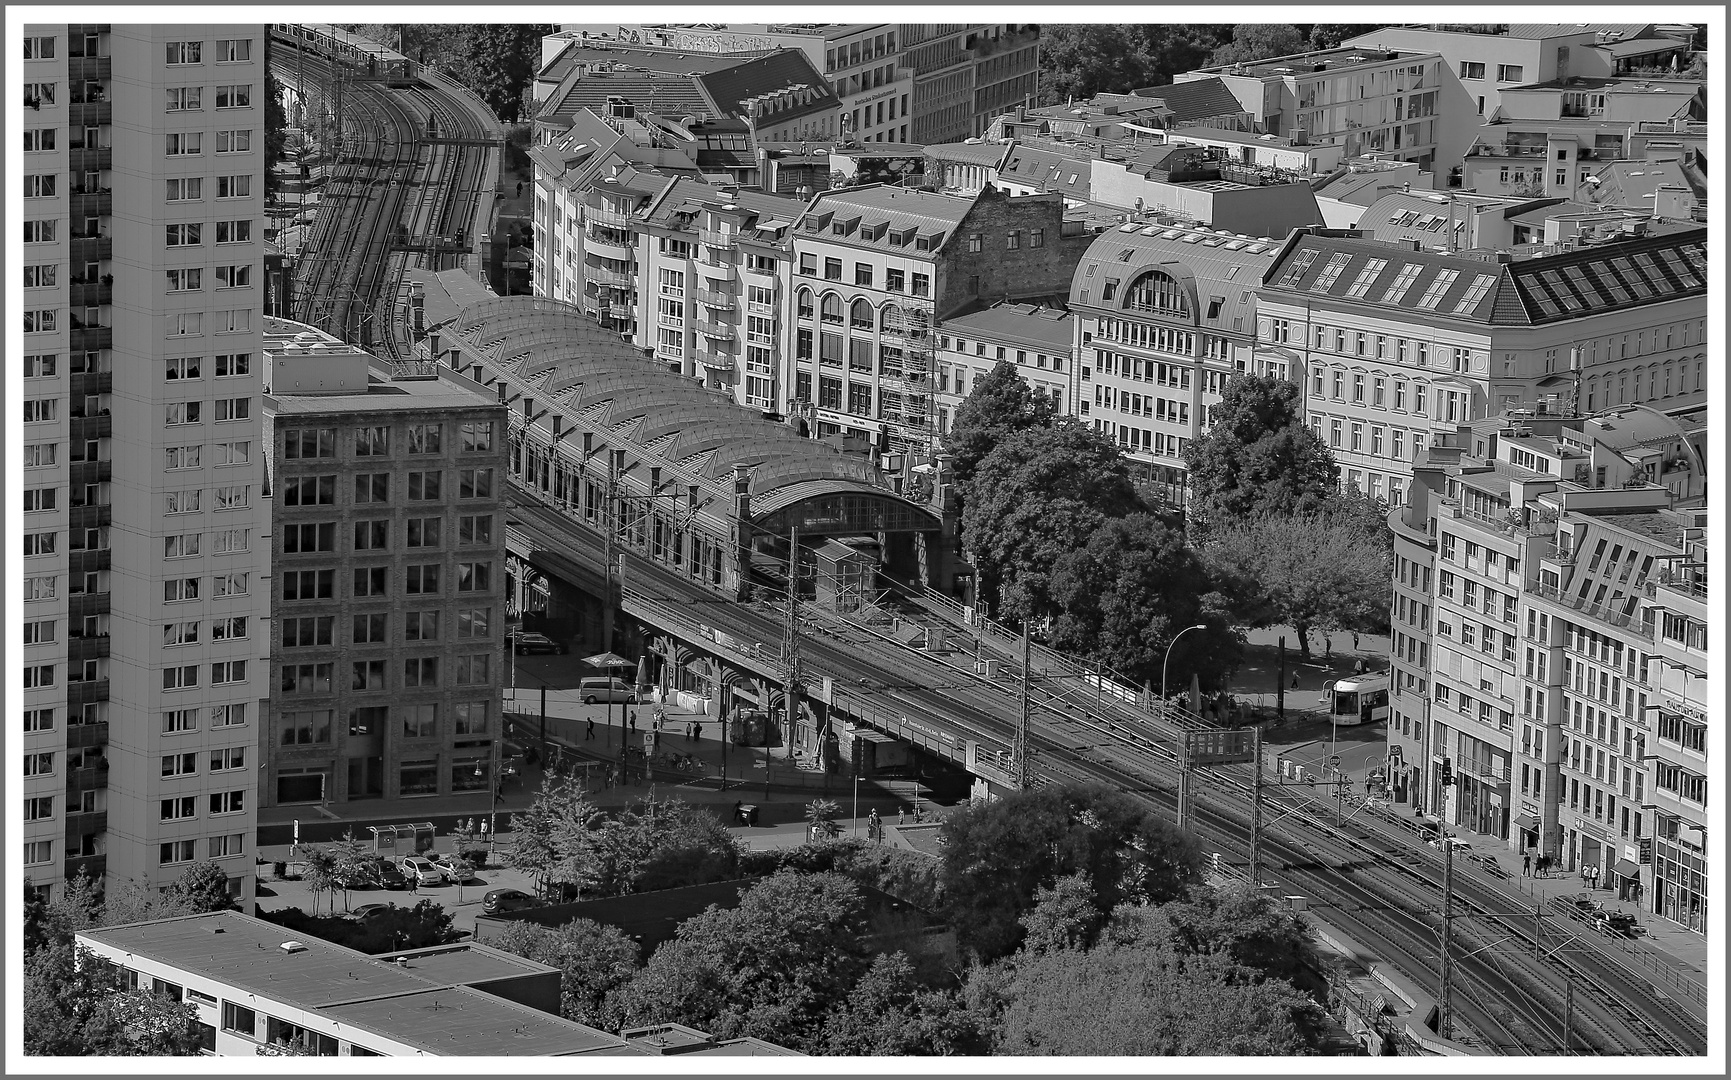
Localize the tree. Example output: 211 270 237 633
1104 881 1322 988
505 775 608 896
1038 25 1229 104
1201 512 1392 660
164 861 240 915
25 869 103 955
1208 25 1308 68
605 871 875 1051
822 952 987 1055
975 940 1322 1055
1049 513 1242 692
805 798 842 841
939 783 1202 963
300 847 340 916
26 943 206 1055
488 919 642 1028
1017 873 1105 956
590 794 741 896
943 360 1057 494
1182 374 1340 528
1303 23 1391 49
963 421 1143 618
264 70 287 202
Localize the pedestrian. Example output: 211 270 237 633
1324 633 1333 660
1354 657 1367 676
693 722 703 741
1291 672 1300 690
629 709 638 732
1352 630 1360 652
585 717 595 740
1522 852 1532 877
408 871 418 895
516 180 524 197
897 807 905 825
733 800 744 825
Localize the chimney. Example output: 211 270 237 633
428 331 441 361
495 383 508 403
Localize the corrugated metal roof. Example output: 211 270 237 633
1068 222 1279 332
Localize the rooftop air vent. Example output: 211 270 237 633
280 941 307 954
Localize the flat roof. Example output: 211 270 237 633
376 942 557 986
264 319 500 416
318 985 623 1056
1198 45 1422 79
939 301 1073 351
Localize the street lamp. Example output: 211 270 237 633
1161 624 1209 706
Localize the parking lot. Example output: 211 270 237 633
254 851 544 937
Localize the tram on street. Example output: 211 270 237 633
1327 672 1391 726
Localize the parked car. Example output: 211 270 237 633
398 856 443 886
352 903 394 922
335 862 379 891
513 632 567 656
430 853 478 884
579 677 638 704
373 858 408 890
481 888 540 915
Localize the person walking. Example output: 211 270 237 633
1352 630 1360 652
1522 852 1532 877
629 708 639 733
693 721 703 742
407 870 418 895
585 717 595 740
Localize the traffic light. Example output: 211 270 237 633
1440 758 1455 787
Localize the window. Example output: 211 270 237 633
1496 64 1524 82
282 474 336 507
160 840 197 865
456 562 492 592
209 833 246 858
352 660 387 691
165 267 202 292
162 531 201 557
211 616 247 641
408 424 442 454
912 272 930 297
222 1002 256 1038
162 752 199 778
165 222 202 246
211 703 246 728
215 309 251 335
407 471 442 500
403 657 439 688
216 128 252 152
455 654 491 686
458 514 493 544
165 87 202 111
23 264 56 288
459 468 493 499
352 612 387 643
215 219 251 244
214 397 249 422
24 665 56 689
23 488 58 512
23 620 56 646
215 84 252 108
353 566 388 597
162 664 199 690
23 83 56 108
1460 61 1486 79
164 577 200 603
165 40 202 64
214 484 248 510
459 420 493 452
456 607 491 638
164 445 202 471
215 263 251 289
279 664 334 697
402 705 438 739
24 443 56 467
23 35 56 59
353 519 389 551
214 352 250 377
169 131 206 155
824 257 842 280
212 528 248 554
23 310 57 333
210 791 245 815
165 489 201 515
24 532 57 557
25 796 55 822
165 176 202 201
281 616 333 648
355 426 389 455
281 569 333 601
217 38 252 62
406 564 441 594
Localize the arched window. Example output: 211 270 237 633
796 287 814 320
881 303 903 333
820 292 843 324
850 298 874 330
1126 270 1189 316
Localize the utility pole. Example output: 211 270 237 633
1562 974 1574 1053
1176 735 1192 830
1438 838 1455 1039
782 527 800 762
601 448 623 652
1250 727 1264 884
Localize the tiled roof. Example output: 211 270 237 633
1127 77 1247 122
1260 227 1706 325
1070 221 1280 335
697 49 838 125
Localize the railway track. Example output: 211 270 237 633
504 492 1705 1056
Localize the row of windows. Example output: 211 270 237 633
279 468 495 506
163 38 254 63
283 421 493 459
278 654 493 696
1315 415 1428 462
161 616 249 647
282 606 493 648
164 84 254 111
279 700 490 745
280 562 494 601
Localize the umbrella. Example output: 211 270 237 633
581 651 634 670
635 654 650 688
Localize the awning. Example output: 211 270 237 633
756 219 791 232
1613 858 1641 879
1514 813 1541 833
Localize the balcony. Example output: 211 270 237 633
585 204 635 229
71 325 113 351
68 543 113 577
68 502 113 533
65 766 108 797
695 319 733 339
65 811 108 840
698 228 734 249
70 280 113 308
1460 760 1512 789
696 289 736 311
64 679 110 706
585 233 634 261
70 370 112 397
68 53 112 82
697 259 736 282
587 265 634 289
67 721 110 751
69 145 113 174
68 592 111 621
70 99 112 127
70 412 112 442
69 188 113 218
696 342 737 370
71 234 112 264
68 633 111 665
607 300 633 319
64 854 106 881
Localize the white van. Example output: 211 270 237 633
579 677 638 705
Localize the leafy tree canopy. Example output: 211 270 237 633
25 943 205 1056
822 952 987 1055
1208 25 1308 67
939 783 1202 963
1182 374 1340 527
488 919 642 1028
1038 25 1231 104
1200 511 1392 659
1049 513 1243 692
943 359 1057 492
963 420 1142 619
